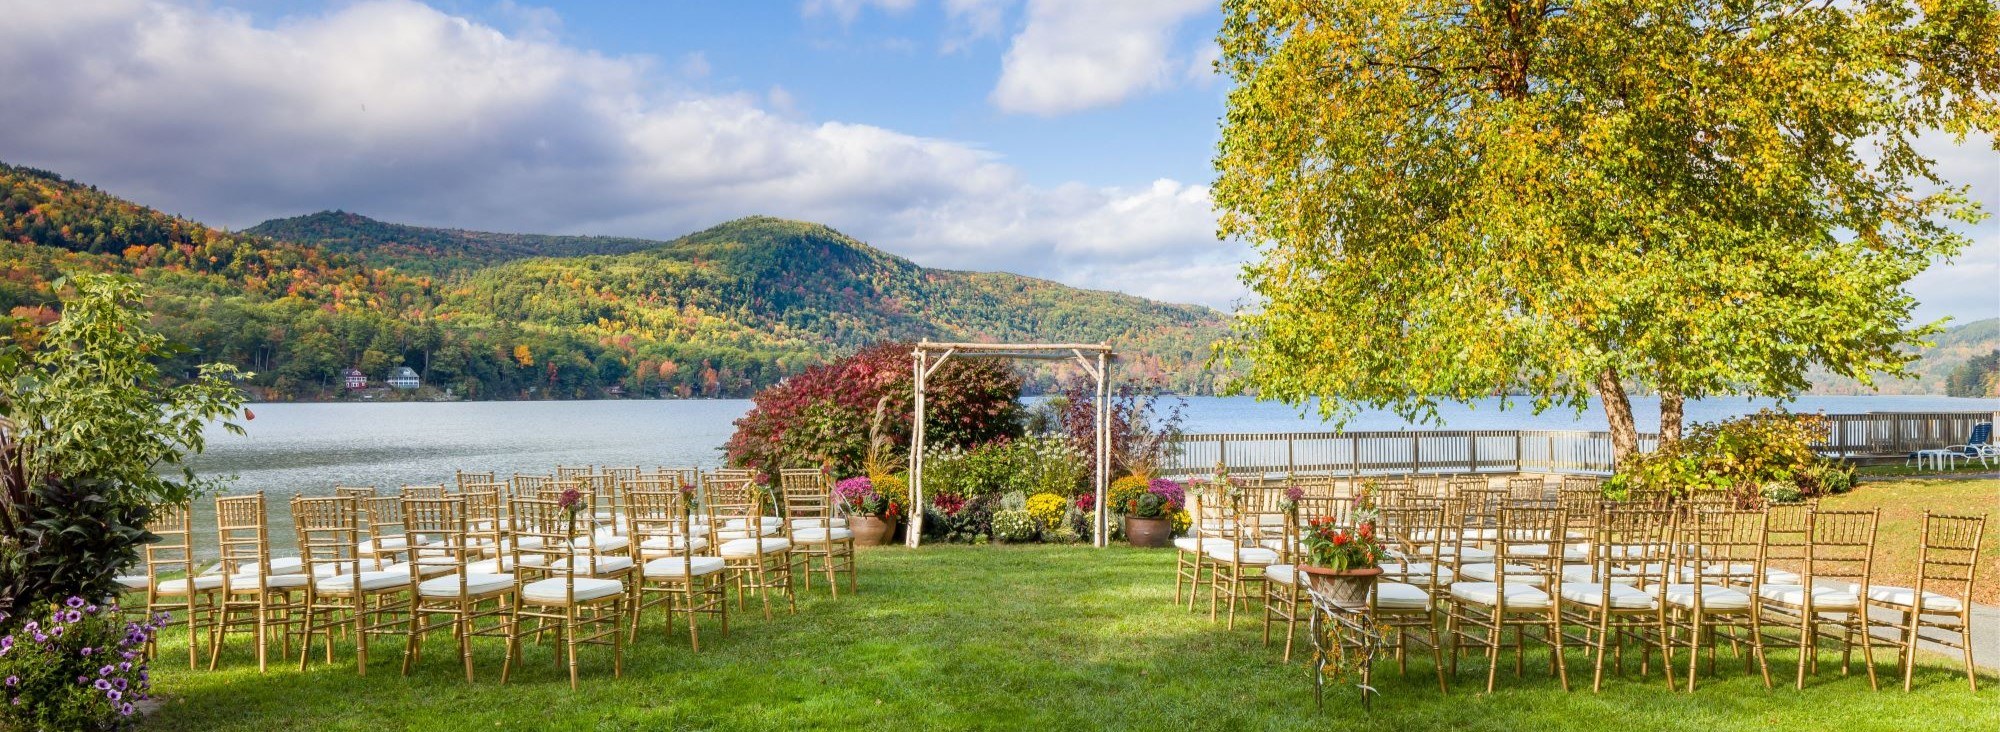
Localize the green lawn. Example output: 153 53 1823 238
145 545 1998 731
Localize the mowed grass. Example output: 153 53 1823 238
1820 478 2000 604
143 543 1998 731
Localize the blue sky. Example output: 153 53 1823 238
0 0 1992 324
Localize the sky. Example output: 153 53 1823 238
0 0 1993 324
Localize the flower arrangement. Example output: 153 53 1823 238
0 599 162 730
1105 475 1150 513
1278 485 1305 516
834 476 903 521
1301 516 1385 571
870 473 910 515
1124 479 1185 520
1024 493 1066 531
557 487 585 516
991 510 1036 542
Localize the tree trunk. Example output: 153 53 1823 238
1659 389 1685 446
1595 367 1641 468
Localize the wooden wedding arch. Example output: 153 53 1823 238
907 341 1115 548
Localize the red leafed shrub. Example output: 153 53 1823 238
724 341 1024 477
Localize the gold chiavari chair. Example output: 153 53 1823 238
1373 504 1452 692
555 465 594 480
646 467 701 486
1410 475 1445 498
358 495 416 568
510 474 553 498
1447 505 1570 693
294 495 413 676
1176 489 1231 611
784 472 856 597
1868 511 1986 691
1263 495 1356 661
502 497 627 690
401 496 514 682
1662 507 1772 691
626 485 727 650
401 484 448 500
457 483 507 554
333 485 378 501
1625 487 1671 508
710 479 796 620
1507 476 1549 502
1556 504 1672 692
1757 508 1881 689
1208 487 1283 630
454 471 496 492
209 492 307 672
1560 475 1603 494
143 501 220 669
1447 476 1490 498
602 466 640 485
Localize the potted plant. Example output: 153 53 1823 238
1119 478 1184 548
833 476 901 546
1297 504 1385 611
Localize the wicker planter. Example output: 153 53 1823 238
1124 516 1172 548
849 516 893 547
1298 565 1382 611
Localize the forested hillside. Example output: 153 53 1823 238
0 162 1225 400
1805 318 2000 396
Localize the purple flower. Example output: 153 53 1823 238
63 610 82 623
1284 486 1305 502
99 665 115 677
119 703 134 716
114 677 128 690
119 662 131 672
32 633 47 643
48 627 63 639
3 676 14 687
81 646 94 656
106 689 122 701
86 604 98 613
95 679 112 691
1146 478 1186 508
21 622 35 633
66 596 86 608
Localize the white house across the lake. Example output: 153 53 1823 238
387 366 420 390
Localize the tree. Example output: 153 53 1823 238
1212 0 1998 463
0 274 246 615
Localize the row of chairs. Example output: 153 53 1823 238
120 466 859 689
1176 477 1985 695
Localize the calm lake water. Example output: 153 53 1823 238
180 394 1995 557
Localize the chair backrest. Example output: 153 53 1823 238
1409 475 1444 497
1447 476 1489 498
1506 476 1548 502
1378 505 1445 581
510 474 554 499
626 486 706 558
144 501 199 586
1805 509 1878 586
1761 502 1813 576
293 495 364 581
1679 508 1768 597
509 497 585 601
602 466 641 484
705 475 756 507
1967 422 1991 447
1916 512 1986 605
646 467 700 486
1591 505 1673 588
454 471 496 491
403 496 472 589
1560 475 1602 494
1495 506 1566 591
781 473 836 521
401 484 448 500
555 465 594 480
333 485 378 500
363 495 410 552
214 492 272 592
459 486 505 553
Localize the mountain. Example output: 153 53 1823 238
245 211 662 274
1805 318 2000 395
0 161 1225 400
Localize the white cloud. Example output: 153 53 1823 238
941 0 1013 52
990 0 1211 116
0 0 1236 309
1907 134 2000 325
801 0 917 24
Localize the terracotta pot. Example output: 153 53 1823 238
849 516 892 547
1124 516 1172 548
1298 565 1382 611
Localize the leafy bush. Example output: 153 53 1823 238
870 473 911 515
724 341 1024 477
1025 493 1067 531
1609 409 1842 503
991 510 1036 542
1046 376 1187 478
0 598 163 731
1003 436 1088 497
2 274 246 617
925 495 996 544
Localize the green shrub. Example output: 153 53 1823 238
0 597 164 731
1003 435 1087 497
1610 409 1840 503
991 510 1036 542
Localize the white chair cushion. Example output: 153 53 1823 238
719 538 793 558
1557 582 1655 610
1173 537 1232 553
1379 562 1455 585
232 556 303 576
790 517 849 530
1562 562 1692 585
464 555 549 574
1266 564 1297 585
521 577 624 604
417 572 515 598
641 556 727 578
573 534 630 552
1418 545 1495 562
1376 581 1430 611
1848 584 1963 613
1205 546 1280 565
114 574 151 591
1653 583 1751 611
357 536 409 554
223 573 310 592
314 570 409 594
637 536 711 556
554 555 635 575
1757 584 1860 611
1449 581 1551 609
717 527 783 540
1510 544 1589 562
155 574 225 594
793 527 854 543
1457 563 1548 586
723 517 785 531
